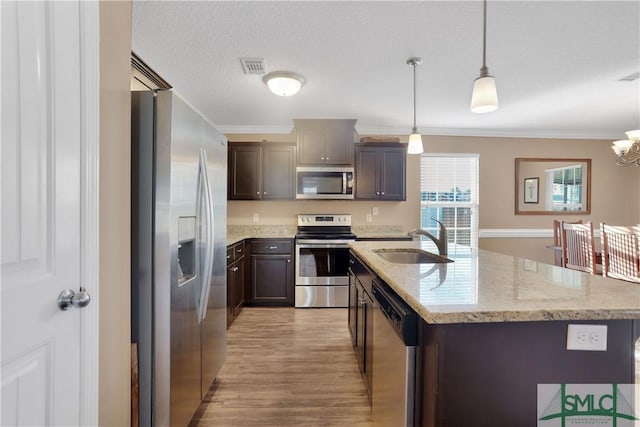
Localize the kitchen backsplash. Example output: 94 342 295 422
351 225 405 235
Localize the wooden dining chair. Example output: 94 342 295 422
600 223 640 283
553 219 583 267
560 221 598 274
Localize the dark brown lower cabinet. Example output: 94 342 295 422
419 319 639 427
249 239 294 306
348 252 375 404
226 241 245 328
348 268 357 347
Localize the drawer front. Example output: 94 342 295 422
234 241 245 258
251 239 293 254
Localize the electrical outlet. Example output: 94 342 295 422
372 207 379 216
366 213 372 223
252 213 259 222
567 324 607 351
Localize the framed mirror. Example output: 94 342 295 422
515 158 591 215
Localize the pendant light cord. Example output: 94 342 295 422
412 62 417 133
407 57 422 133
481 0 488 76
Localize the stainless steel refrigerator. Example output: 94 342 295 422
131 90 227 427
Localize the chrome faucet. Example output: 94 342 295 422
408 219 448 256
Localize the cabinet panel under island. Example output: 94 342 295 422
349 241 640 427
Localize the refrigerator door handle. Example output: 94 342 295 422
197 148 214 322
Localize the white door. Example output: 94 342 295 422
1 1 99 425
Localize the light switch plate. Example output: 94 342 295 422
252 213 259 222
566 324 607 351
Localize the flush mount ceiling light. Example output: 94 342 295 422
406 57 424 155
262 71 305 96
470 0 499 113
611 129 640 166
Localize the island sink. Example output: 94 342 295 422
372 248 453 264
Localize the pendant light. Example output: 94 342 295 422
407 57 424 154
470 0 499 113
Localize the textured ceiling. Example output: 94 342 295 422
132 1 640 139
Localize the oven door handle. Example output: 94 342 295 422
296 243 352 249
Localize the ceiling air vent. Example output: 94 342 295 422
240 58 265 75
618 72 640 82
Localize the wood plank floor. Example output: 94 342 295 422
189 307 373 427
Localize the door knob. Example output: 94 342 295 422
57 287 91 310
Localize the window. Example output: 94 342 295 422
420 155 479 249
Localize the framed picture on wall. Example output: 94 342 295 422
524 177 539 204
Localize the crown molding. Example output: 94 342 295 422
217 124 618 140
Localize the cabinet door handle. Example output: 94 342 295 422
237 249 242 253
231 266 239 272
376 191 380 195
268 246 278 250
381 192 385 195
287 259 290 263
263 192 267 195
256 191 260 195
227 255 231 259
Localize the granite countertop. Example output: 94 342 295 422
227 225 296 246
227 224 410 245
349 240 640 324
354 232 412 240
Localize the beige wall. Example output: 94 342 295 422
99 1 132 426
227 133 640 264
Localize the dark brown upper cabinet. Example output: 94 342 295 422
355 143 407 201
294 119 357 166
228 142 296 200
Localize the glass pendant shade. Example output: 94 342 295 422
263 72 304 96
625 129 640 141
612 139 633 156
408 132 424 154
471 75 498 113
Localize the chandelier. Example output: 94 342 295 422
612 130 640 166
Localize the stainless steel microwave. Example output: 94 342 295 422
296 166 354 199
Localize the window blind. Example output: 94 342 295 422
420 155 479 249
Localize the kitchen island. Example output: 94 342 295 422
349 240 640 427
